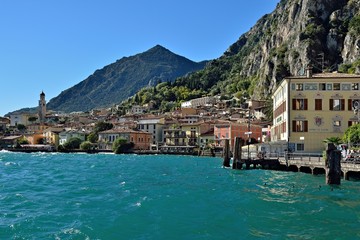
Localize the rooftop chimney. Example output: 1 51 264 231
306 65 313 78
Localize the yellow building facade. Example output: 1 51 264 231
271 70 360 153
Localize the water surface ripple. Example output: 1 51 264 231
1 152 359 239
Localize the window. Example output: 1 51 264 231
296 143 305 151
319 83 326 91
349 99 360 111
333 83 340 90
352 83 359 90
333 121 341 127
315 99 322 110
342 84 351 91
329 99 345 111
296 83 303 91
292 99 308 110
348 121 359 127
292 120 308 132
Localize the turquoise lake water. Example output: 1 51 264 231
1 151 360 239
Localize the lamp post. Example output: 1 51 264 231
245 109 252 160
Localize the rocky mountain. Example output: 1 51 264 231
46 45 207 112
175 0 360 100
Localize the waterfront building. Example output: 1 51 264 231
162 127 187 146
98 128 152 150
137 117 165 146
161 127 196 154
214 120 263 151
271 69 360 153
43 127 65 147
180 121 214 147
59 129 87 145
0 135 23 148
199 128 215 149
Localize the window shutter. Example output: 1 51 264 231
329 99 333 110
348 99 353 111
341 99 345 111
315 99 322 110
292 99 296 110
292 121 297 132
304 121 308 132
304 99 308 110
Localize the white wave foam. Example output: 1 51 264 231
5 162 18 166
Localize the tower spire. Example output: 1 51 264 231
38 91 46 123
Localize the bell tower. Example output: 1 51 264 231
38 91 46 123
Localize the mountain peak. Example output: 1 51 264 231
151 44 168 51
46 45 207 112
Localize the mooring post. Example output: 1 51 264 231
325 143 341 185
232 137 242 169
223 139 231 167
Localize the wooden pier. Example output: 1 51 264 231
226 149 360 181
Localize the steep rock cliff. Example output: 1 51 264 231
187 0 360 99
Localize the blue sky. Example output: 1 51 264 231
0 0 279 116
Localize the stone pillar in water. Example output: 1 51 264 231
232 137 242 169
223 139 230 167
325 143 341 185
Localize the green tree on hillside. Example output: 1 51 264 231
17 124 26 132
28 116 38 124
94 121 113 133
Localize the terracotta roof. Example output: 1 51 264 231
99 128 151 134
289 72 359 79
200 129 214 136
312 72 359 78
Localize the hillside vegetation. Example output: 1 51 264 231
125 0 360 110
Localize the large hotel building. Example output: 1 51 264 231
271 68 360 153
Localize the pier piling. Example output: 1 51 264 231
325 143 341 185
232 137 243 169
223 139 231 167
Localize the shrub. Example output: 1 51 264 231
112 137 127 153
80 141 93 151
63 137 82 150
